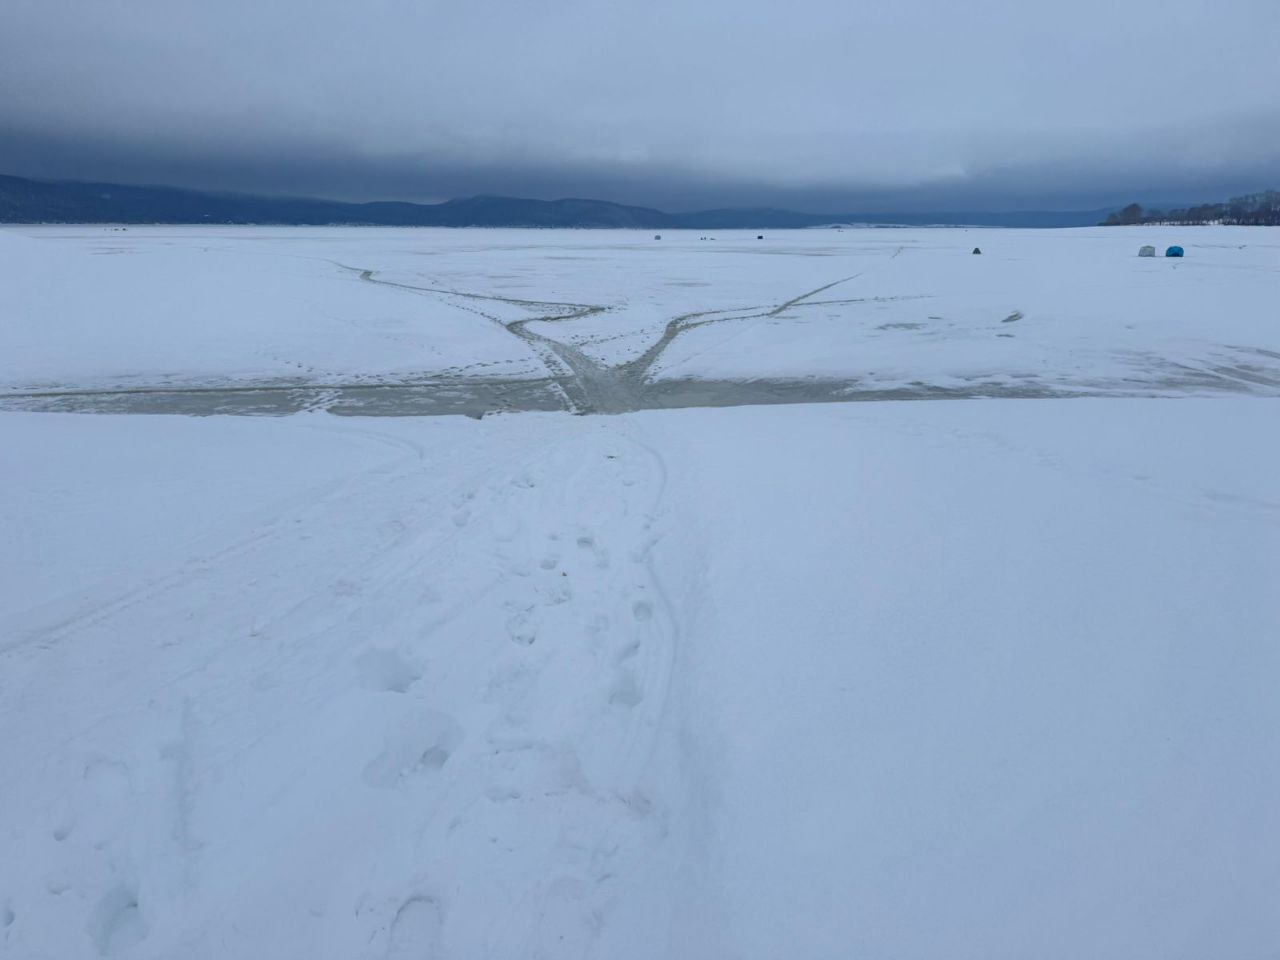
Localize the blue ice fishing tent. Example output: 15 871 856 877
1165 245 1184 258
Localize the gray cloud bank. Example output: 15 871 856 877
3 0 1277 211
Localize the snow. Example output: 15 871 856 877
2 225 1278 958
647 230 1280 393
5 225 1278 401
0 228 539 392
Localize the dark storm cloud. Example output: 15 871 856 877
3 0 1278 210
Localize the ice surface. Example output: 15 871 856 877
3 225 1278 413
0 227 541 393
2 225 1278 958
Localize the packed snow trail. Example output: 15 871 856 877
346 263 866 414
0 412 718 959
3 400 1280 958
345 263 640 414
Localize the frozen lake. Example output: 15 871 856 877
2 225 1278 959
3 225 1279 414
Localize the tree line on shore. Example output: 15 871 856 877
1103 190 1280 226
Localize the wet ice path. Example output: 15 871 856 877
8 236 1278 417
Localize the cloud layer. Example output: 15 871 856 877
3 0 1277 210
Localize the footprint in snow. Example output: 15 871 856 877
489 507 521 543
576 533 610 569
354 648 422 694
539 580 572 606
386 895 443 960
534 879 598 959
363 712 463 789
85 882 148 956
483 659 537 717
609 668 644 708
505 603 537 646
84 758 132 801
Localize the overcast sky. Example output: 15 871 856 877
3 0 1278 211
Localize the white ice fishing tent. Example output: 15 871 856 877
1138 245 1156 257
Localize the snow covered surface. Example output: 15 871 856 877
4 401 1278 958
642 230 1280 388
2 225 1279 959
3 224 1278 402
0 228 540 391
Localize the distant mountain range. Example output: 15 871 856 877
0 174 1113 228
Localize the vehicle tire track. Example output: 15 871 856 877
619 273 864 385
340 264 630 414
